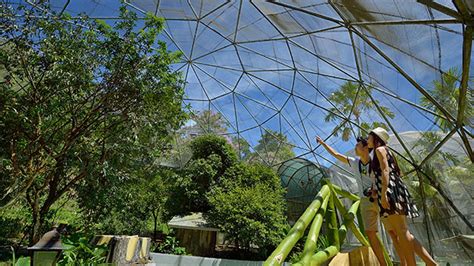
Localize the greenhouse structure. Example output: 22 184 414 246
1 0 473 265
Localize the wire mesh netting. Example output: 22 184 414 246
8 0 474 263
277 158 325 223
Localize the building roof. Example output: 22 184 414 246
168 213 219 232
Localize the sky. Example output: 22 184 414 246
13 0 471 167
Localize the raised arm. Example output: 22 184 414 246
316 136 349 165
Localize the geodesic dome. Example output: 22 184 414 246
12 0 474 263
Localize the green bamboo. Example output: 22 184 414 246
309 245 339 266
378 234 394 266
356 203 365 233
298 216 353 266
328 185 369 247
327 194 340 248
296 195 330 266
264 185 330 266
347 216 369 246
347 200 360 221
338 223 348 245
337 200 359 247
330 184 360 201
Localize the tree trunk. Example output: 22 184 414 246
28 184 58 245
30 208 45 245
355 116 361 136
152 211 157 241
28 189 41 245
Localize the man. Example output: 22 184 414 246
316 136 388 266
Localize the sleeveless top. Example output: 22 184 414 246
371 147 419 218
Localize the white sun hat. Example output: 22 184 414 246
370 127 389 144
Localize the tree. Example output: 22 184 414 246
190 110 255 160
206 163 289 258
164 110 233 167
397 132 463 231
324 81 394 141
232 135 252 160
420 68 473 132
190 110 229 134
165 134 288 258
248 129 295 166
78 167 174 239
0 4 187 243
166 134 238 217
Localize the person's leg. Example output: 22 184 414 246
412 235 437 266
386 215 416 266
381 217 406 266
366 230 387 266
361 199 387 266
386 229 406 266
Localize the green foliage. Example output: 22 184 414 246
420 68 473 132
165 134 288 258
0 3 187 243
218 163 283 192
288 235 330 264
78 168 174 236
190 110 229 134
167 134 238 216
232 136 252 160
190 134 238 170
153 231 187 255
0 201 30 245
57 233 107 265
207 184 288 256
14 257 30 266
207 163 289 257
324 81 394 141
316 235 331 250
397 131 470 230
248 129 296 166
289 249 304 264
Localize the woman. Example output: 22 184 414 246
317 136 388 266
368 127 436 266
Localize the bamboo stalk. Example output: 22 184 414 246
347 200 360 221
309 245 339 266
338 223 348 245
264 185 330 266
328 185 370 247
378 234 394 266
356 204 365 233
298 195 330 265
330 184 360 201
327 194 340 249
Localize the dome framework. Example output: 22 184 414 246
14 0 474 262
